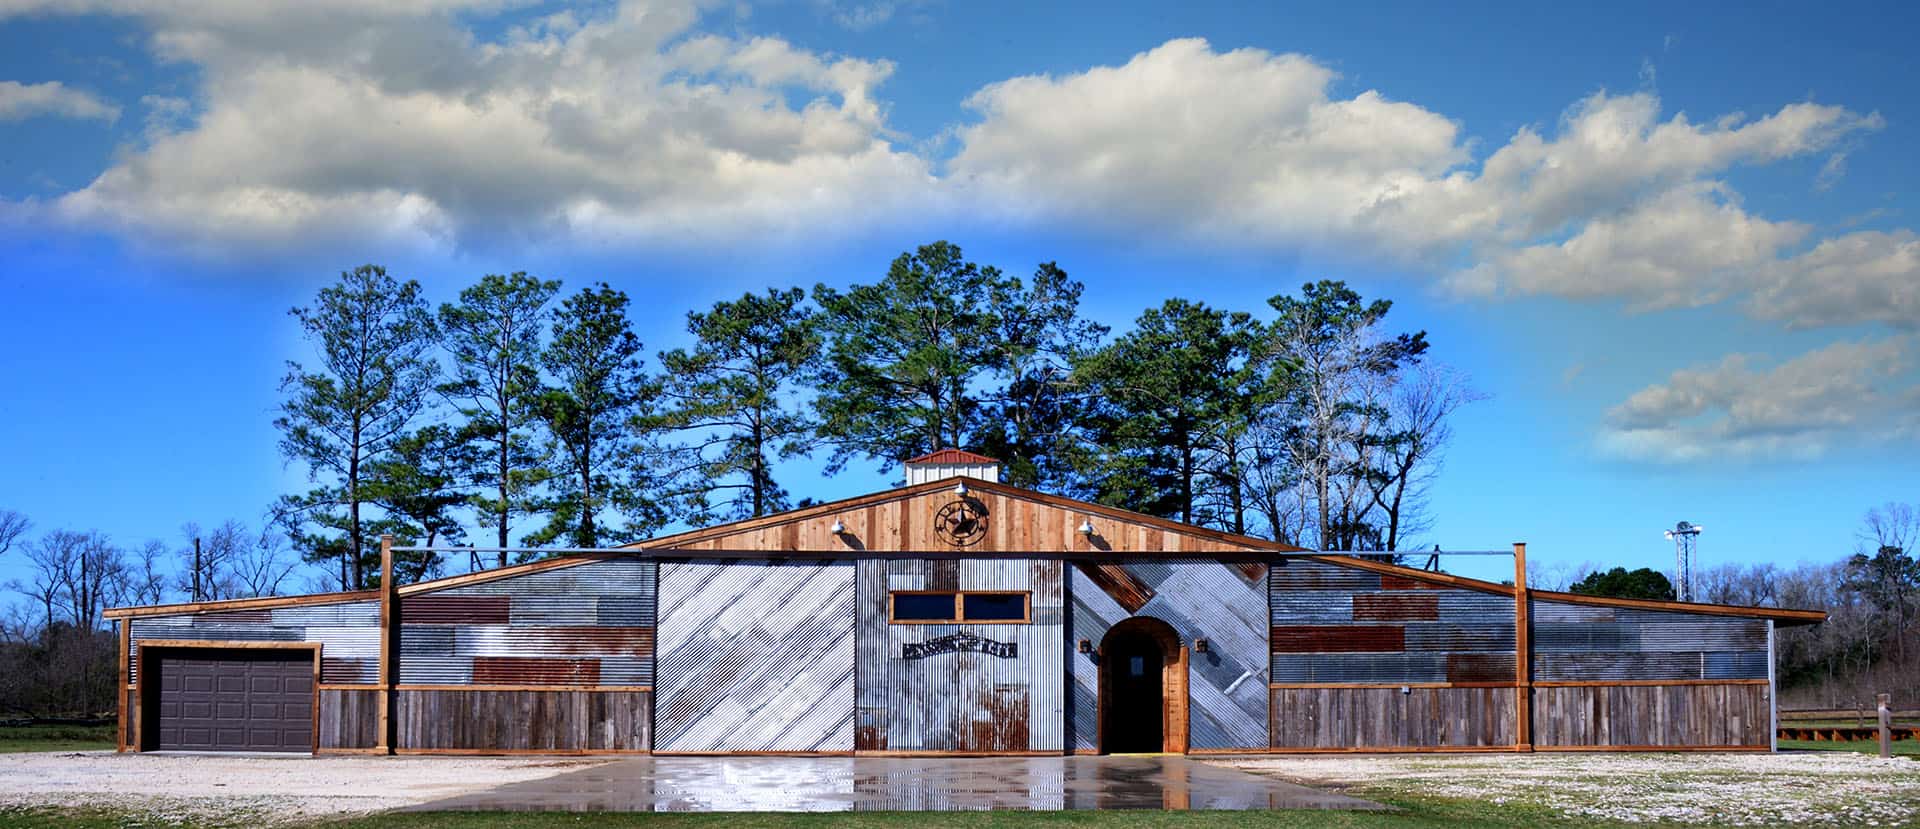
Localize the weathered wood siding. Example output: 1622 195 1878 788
1270 559 1515 684
1270 686 1518 749
654 559 856 752
855 558 1064 752
318 688 380 750
1532 684 1770 748
397 558 655 687
394 689 650 751
1530 598 1769 681
1070 560 1271 751
646 488 1265 554
128 600 379 683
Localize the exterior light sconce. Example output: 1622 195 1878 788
953 480 969 497
1193 638 1210 654
830 519 846 535
1077 639 1094 654
1078 518 1095 536
1400 685 1411 695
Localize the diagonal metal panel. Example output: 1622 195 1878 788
1068 560 1269 751
655 559 856 752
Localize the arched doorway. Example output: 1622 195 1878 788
1098 616 1188 754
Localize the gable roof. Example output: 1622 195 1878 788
103 476 1827 626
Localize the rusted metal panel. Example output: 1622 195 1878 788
1270 653 1447 683
1269 559 1380 591
1269 559 1515 694
1529 597 1769 682
127 599 380 684
1069 560 1269 752
397 557 657 687
654 559 855 752
1352 594 1439 621
857 558 1065 752
473 656 601 684
399 595 510 625
1270 625 1406 652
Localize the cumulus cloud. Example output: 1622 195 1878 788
0 17 1912 335
947 39 1903 331
19 0 936 254
1600 336 1920 461
0 79 119 122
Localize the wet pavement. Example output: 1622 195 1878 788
409 755 1385 812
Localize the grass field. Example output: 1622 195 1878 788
1781 737 1920 756
0 798 1724 829
0 723 114 753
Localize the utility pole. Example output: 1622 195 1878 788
192 537 203 602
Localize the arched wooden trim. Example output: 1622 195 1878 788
1097 616 1189 755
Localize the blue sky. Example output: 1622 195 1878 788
1 0 1915 591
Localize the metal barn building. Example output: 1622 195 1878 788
107 451 1823 756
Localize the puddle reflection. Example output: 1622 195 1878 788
413 756 1384 813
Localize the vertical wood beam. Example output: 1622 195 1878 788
377 534 395 754
1513 541 1533 751
115 619 129 752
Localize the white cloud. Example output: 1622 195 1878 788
1452 183 1809 310
1600 336 1920 462
18 0 936 255
1748 230 1920 330
0 80 119 122
0 19 1912 335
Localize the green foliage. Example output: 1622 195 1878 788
974 263 1107 492
659 288 820 522
274 265 438 589
1073 299 1264 527
438 273 562 558
811 241 1019 472
528 284 666 548
1569 567 1678 601
362 423 467 580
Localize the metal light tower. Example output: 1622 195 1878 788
1664 521 1703 602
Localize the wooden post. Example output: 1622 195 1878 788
377 534 396 755
1880 693 1894 759
1513 542 1533 752
115 619 129 752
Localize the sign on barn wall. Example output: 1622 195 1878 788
901 632 1017 659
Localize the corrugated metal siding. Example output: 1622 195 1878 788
654 559 855 752
856 558 1065 752
1268 559 1515 686
1069 560 1270 751
128 600 379 683
397 557 656 686
1530 598 1770 682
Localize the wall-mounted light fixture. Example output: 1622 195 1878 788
1193 637 1210 654
830 519 846 535
954 480 969 497
1078 518 1095 536
1077 639 1093 654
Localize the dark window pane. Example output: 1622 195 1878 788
962 592 1027 621
892 592 956 621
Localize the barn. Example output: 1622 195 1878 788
106 451 1823 756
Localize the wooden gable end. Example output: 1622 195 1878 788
636 480 1275 555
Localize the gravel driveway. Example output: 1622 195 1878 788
1218 752 1920 826
0 751 613 824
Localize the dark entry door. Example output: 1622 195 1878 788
1102 630 1165 753
153 649 313 752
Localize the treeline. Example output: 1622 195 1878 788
1533 501 1920 708
264 241 1469 591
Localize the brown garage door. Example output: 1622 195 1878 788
153 649 314 752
